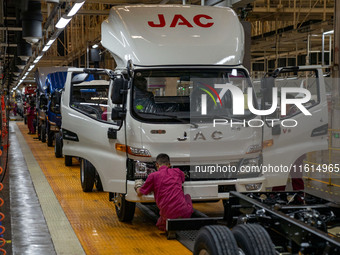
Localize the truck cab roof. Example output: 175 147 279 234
101 5 244 68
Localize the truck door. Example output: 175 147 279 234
262 67 328 188
61 70 126 193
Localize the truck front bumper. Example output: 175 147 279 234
124 177 266 202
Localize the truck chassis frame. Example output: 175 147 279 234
166 191 340 254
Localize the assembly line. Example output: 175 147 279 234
1 1 340 254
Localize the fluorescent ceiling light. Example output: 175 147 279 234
42 45 51 52
56 17 72 29
46 38 56 46
67 1 85 17
92 44 98 49
25 72 29 76
33 55 43 63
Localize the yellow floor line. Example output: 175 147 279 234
14 122 86 255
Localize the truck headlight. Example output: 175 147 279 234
237 156 262 178
245 183 262 191
246 144 262 154
115 143 151 157
134 161 156 179
128 147 151 157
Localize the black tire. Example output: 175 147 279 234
65 155 72 166
54 133 63 158
193 225 239 255
80 159 95 192
113 193 136 222
37 124 41 140
232 224 276 255
41 124 46 143
95 171 103 191
47 129 54 147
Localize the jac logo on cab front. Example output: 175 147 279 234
148 14 214 28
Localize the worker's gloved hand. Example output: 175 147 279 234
134 179 144 192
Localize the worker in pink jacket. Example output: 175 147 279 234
26 101 36 134
135 153 193 231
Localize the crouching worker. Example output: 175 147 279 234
135 153 193 231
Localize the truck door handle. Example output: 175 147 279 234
177 132 187 141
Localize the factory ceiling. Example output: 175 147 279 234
0 0 335 91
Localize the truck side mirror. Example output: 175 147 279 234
111 106 126 120
111 77 127 104
72 73 89 84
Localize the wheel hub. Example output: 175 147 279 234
198 249 209 255
114 193 122 211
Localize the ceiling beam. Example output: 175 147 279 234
59 0 161 4
0 27 22 31
0 43 17 47
252 7 333 14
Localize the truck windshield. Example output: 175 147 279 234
131 69 257 123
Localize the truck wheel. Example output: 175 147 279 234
47 130 54 147
65 155 72 166
54 133 62 158
95 171 103 191
232 224 276 255
41 124 46 143
37 124 41 140
113 193 135 222
80 159 95 192
193 225 238 255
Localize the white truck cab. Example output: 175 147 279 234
61 5 328 221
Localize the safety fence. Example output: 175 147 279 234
305 129 340 188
